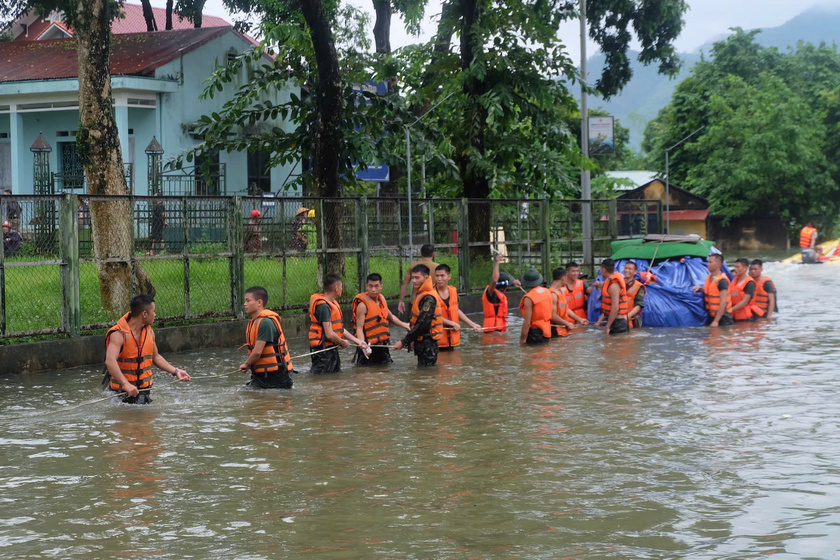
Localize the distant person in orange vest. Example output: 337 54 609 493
548 267 576 338
729 257 762 322
397 244 439 315
596 259 630 335
749 259 777 320
393 264 443 366
352 273 409 365
561 261 591 325
482 253 521 332
623 261 646 328
308 274 369 374
799 222 823 263
103 294 191 404
435 263 483 350
239 286 294 389
693 253 733 327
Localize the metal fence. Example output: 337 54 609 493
0 194 661 339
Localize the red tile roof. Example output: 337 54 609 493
0 27 231 82
663 209 710 221
14 3 229 41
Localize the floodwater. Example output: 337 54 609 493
1 261 839 559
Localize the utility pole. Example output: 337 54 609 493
580 0 592 272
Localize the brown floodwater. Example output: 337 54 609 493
1 260 839 558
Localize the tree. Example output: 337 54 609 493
0 0 155 311
140 0 157 30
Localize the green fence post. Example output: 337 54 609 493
0 197 5 337
540 195 551 283
427 199 435 246
458 198 471 292
59 193 81 336
128 196 138 296
656 200 663 235
182 197 191 319
230 196 245 318
608 198 618 240
357 196 369 293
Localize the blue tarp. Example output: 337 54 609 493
586 258 733 327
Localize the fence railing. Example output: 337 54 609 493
0 194 661 339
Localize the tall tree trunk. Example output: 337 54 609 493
193 0 204 28
299 0 345 277
166 0 174 29
75 0 155 312
372 0 391 55
458 0 490 254
140 0 158 31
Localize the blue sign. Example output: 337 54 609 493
353 81 390 183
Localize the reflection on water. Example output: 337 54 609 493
2 261 840 557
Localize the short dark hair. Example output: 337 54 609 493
324 273 343 291
420 244 435 258
709 253 724 264
552 267 566 281
436 263 451 274
600 258 615 274
735 257 750 267
566 261 579 269
366 273 383 284
130 294 155 317
624 261 637 270
411 264 430 276
245 286 269 306
750 259 763 267
3 189 11 195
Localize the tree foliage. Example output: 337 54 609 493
643 29 840 229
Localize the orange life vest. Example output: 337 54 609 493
730 276 762 321
482 285 509 332
703 273 732 318
752 276 775 317
601 272 630 318
438 285 460 348
800 226 817 249
105 313 155 391
549 287 570 337
246 309 293 375
308 294 344 348
352 293 391 345
520 287 553 338
625 279 644 328
562 279 586 318
410 277 444 341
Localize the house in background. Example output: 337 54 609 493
0 15 299 196
617 179 710 237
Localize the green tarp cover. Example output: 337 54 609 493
610 238 715 260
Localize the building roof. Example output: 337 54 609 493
617 179 709 208
0 27 230 82
603 170 659 191
13 3 229 42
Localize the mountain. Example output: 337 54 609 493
587 7 840 150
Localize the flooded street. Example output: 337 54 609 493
1 261 839 558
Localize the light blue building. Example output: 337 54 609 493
0 26 300 196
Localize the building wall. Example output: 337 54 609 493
709 216 789 251
668 219 707 238
641 180 706 210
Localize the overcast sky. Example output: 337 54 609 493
154 0 840 62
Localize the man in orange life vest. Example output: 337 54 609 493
519 268 567 344
352 273 409 365
239 286 294 389
596 259 630 335
799 221 823 263
393 264 443 366
104 294 191 404
309 274 369 374
435 263 483 350
561 261 591 325
692 253 733 327
623 261 646 328
482 253 521 332
729 257 762 322
548 267 576 338
398 243 439 316
749 259 777 320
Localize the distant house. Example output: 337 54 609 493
618 179 710 238
0 25 298 196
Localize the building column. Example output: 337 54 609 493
9 110 27 194
115 104 130 164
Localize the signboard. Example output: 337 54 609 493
353 81 390 183
588 116 615 156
